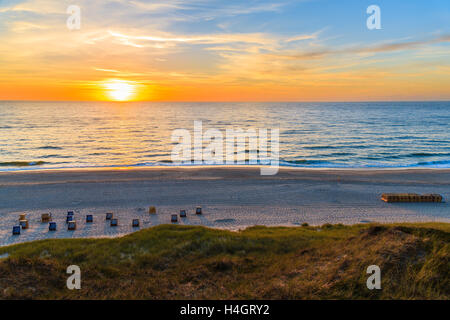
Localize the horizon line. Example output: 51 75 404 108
1 99 449 103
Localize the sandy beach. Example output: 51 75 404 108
1 166 449 246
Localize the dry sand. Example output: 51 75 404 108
1 166 449 246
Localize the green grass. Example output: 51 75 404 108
0 223 448 299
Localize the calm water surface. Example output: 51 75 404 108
0 101 449 170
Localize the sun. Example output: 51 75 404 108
103 79 137 101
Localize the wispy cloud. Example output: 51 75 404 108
271 34 450 60
128 0 287 18
129 0 183 12
0 0 65 14
94 68 120 73
108 30 276 46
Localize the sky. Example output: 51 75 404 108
0 0 449 101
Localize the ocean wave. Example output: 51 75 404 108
362 152 450 161
302 146 338 150
0 161 46 167
40 154 73 159
405 152 450 157
279 159 450 169
416 160 450 166
1 159 450 171
395 135 422 140
282 129 315 134
282 159 331 165
327 152 355 156
38 146 63 150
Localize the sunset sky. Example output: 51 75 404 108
0 0 449 101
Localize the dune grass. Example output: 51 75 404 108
0 222 448 300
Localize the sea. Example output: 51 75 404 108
0 101 449 171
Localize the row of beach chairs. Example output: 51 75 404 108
381 193 443 203
12 206 203 235
172 207 202 222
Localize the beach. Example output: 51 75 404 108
1 167 449 246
